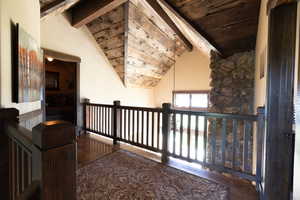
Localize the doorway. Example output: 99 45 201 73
42 49 81 129
45 59 76 123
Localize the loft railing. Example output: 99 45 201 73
82 99 265 190
1 108 76 200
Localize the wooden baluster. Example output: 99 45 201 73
157 112 161 149
90 105 92 131
105 107 107 134
137 110 140 143
180 114 183 157
195 115 199 161
109 107 111 136
152 112 155 147
203 117 208 163
147 111 149 146
142 111 144 144
120 109 123 139
256 107 265 189
94 106 96 131
124 109 127 140
221 118 227 167
211 119 217 165
172 113 176 154
243 120 252 172
132 110 135 142
102 106 104 134
232 119 238 169
187 114 191 160
128 109 131 141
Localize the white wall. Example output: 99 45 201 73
41 14 155 107
0 0 41 114
153 49 211 107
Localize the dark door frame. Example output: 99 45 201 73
265 2 297 200
42 49 82 133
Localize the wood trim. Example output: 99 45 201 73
43 48 81 63
172 90 210 111
42 49 82 135
157 0 220 55
41 0 80 20
173 90 210 94
265 3 297 199
143 0 193 51
267 0 296 14
71 0 128 28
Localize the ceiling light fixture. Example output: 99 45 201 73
47 57 54 62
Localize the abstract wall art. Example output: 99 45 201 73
12 23 44 103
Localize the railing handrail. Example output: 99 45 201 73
85 101 258 121
171 109 258 121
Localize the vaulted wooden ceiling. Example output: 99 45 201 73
164 0 260 57
40 0 261 87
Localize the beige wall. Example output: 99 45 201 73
41 14 155 107
0 0 41 114
153 49 211 107
254 0 268 110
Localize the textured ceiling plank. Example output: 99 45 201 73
157 0 220 55
41 0 80 20
72 0 128 28
137 0 193 51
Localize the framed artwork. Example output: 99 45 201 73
45 71 59 90
12 23 44 103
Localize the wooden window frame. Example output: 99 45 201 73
172 90 210 111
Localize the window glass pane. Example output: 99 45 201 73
191 93 208 108
175 94 190 107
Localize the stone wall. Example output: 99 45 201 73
208 50 255 171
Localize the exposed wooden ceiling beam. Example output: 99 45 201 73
41 0 80 20
267 0 295 14
142 0 193 51
71 0 128 28
157 0 221 55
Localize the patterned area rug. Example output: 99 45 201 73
77 150 229 200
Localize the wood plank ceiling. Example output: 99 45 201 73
165 0 261 57
85 1 187 87
40 0 261 87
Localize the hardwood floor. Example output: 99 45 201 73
77 133 259 200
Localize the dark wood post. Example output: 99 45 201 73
83 98 90 134
162 103 171 163
32 121 76 200
112 100 121 145
0 108 19 200
256 106 265 193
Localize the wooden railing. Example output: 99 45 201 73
1 108 76 200
83 100 266 188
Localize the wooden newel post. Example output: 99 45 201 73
113 100 121 145
162 103 171 163
32 121 76 200
256 106 265 192
83 98 90 134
